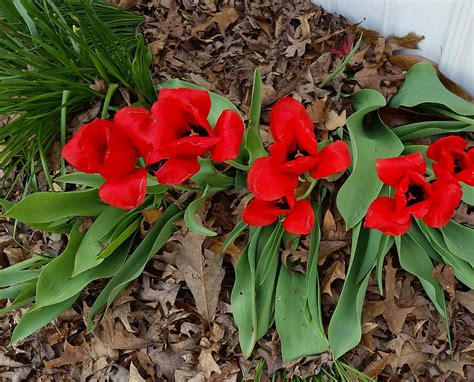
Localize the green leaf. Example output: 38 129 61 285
0 269 40 288
337 90 404 228
3 189 106 225
221 219 248 253
441 221 474 264
392 120 473 141
56 172 105 188
34 223 128 309
86 204 183 331
395 233 447 318
244 69 267 164
275 266 329 362
158 79 243 127
73 206 130 276
10 293 79 345
230 228 260 358
462 184 474 205
328 224 391 359
97 217 141 260
0 280 37 314
0 282 32 300
390 63 474 116
184 191 216 237
191 159 234 189
254 223 283 340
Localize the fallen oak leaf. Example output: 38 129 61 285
192 8 239 35
432 264 456 299
175 229 224 321
324 109 346 131
198 347 221 378
44 340 91 368
322 260 345 296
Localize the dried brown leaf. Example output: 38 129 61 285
322 260 345 296
192 8 239 35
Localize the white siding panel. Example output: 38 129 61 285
313 0 474 96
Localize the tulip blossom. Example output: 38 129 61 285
427 136 474 186
243 193 314 235
147 88 244 185
247 97 351 201
62 119 147 210
365 153 462 235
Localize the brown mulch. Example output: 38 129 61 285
1 0 473 381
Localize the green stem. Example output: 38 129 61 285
60 90 71 191
424 105 474 124
226 159 251 171
298 177 318 200
37 129 54 192
101 83 119 119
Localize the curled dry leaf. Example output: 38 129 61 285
322 260 345 296
432 264 456 299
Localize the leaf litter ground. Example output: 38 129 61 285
1 0 473 380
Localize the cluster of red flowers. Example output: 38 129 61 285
63 88 244 210
365 136 474 236
242 97 352 235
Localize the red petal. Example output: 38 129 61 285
155 157 200 185
113 107 154 158
100 125 138 180
283 199 315 235
364 197 412 236
281 156 318 174
457 149 474 185
295 120 318 157
376 153 426 187
422 180 462 228
426 136 467 161
166 136 220 157
310 140 352 179
247 152 299 201
99 168 147 210
270 97 313 146
211 110 244 162
158 88 211 117
62 119 111 174
242 198 282 227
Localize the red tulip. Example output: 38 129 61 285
365 153 462 235
427 136 474 186
62 119 146 210
247 97 351 201
243 193 314 235
149 88 244 184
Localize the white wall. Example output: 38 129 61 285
314 0 474 96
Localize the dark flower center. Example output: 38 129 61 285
275 197 290 210
181 123 209 138
147 159 167 175
287 147 310 161
454 159 463 174
405 184 425 206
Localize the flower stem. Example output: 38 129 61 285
101 83 119 119
226 160 251 171
298 177 318 200
60 90 71 191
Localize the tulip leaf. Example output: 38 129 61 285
10 292 79 345
221 219 248 253
0 282 33 300
390 63 474 116
2 189 106 225
184 192 217 237
230 227 260 358
395 233 447 319
254 223 283 340
158 79 242 127
34 222 128 309
244 68 267 164
337 89 404 228
328 224 391 359
97 217 141 260
56 172 105 188
275 266 329 362
462 184 474 205
191 159 234 189
0 281 37 314
392 120 473 141
416 221 474 289
0 269 40 288
441 221 474 264
72 206 130 276
86 204 183 331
